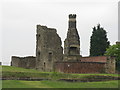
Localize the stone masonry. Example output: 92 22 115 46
55 56 116 74
36 25 63 72
11 56 36 69
64 14 81 61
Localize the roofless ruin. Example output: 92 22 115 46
11 14 115 74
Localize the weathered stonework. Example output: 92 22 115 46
11 56 36 69
64 14 80 56
104 56 116 74
36 25 63 72
64 14 81 61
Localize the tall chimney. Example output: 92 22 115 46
68 14 76 29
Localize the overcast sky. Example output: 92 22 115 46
0 0 119 65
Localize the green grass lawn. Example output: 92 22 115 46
2 80 119 88
1 65 120 88
2 65 119 79
2 65 52 78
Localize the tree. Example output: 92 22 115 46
105 44 120 71
90 24 110 56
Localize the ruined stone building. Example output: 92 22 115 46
11 14 116 74
35 25 63 71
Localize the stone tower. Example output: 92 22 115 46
64 14 81 61
36 25 63 72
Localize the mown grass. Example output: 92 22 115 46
2 65 51 78
2 65 42 73
2 65 119 80
2 80 119 88
1 65 120 88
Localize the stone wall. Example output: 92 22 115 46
64 55 81 61
11 56 20 67
105 56 116 74
81 56 116 73
11 56 36 69
36 25 63 72
55 56 116 74
55 61 106 73
81 56 107 63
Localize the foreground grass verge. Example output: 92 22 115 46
2 65 120 88
2 80 119 88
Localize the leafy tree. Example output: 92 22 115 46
90 24 110 56
105 44 120 71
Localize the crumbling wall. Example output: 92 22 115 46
105 56 116 74
11 56 21 67
11 56 36 69
36 25 63 72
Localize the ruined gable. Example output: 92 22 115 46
36 25 63 72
